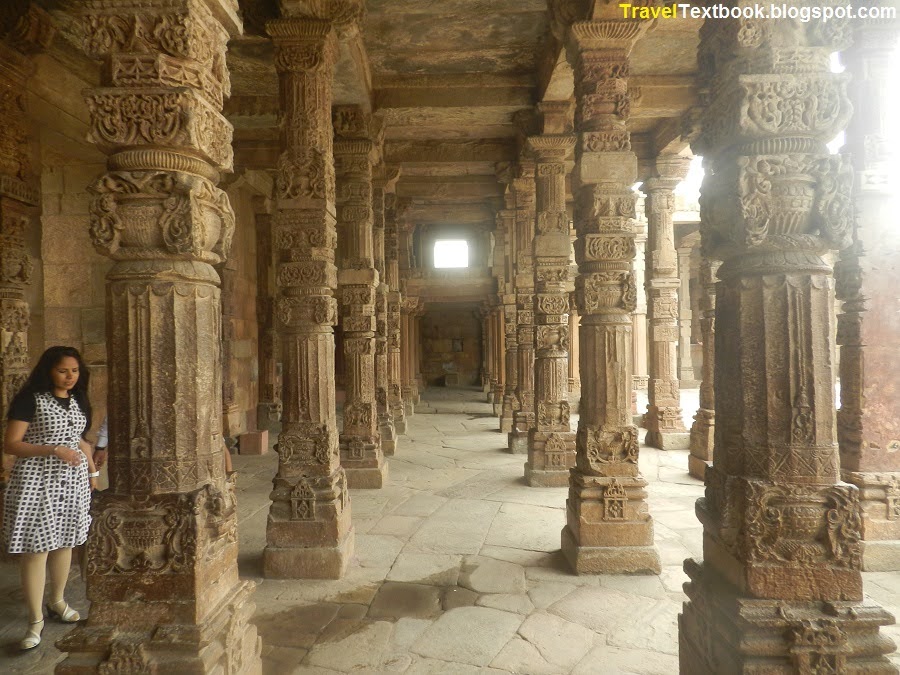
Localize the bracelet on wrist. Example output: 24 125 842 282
88 471 100 478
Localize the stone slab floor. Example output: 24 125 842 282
1 386 898 674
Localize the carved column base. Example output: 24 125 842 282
508 430 529 455
842 471 900 572
491 383 504 416
392 402 407 434
500 396 517 433
688 408 715 480
58 482 262 673
679 559 897 674
263 474 354 579
340 439 388 489
644 406 689 450
402 386 415 416
561 474 660 575
525 430 575 487
59 579 261 674
379 417 396 456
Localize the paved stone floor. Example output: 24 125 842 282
1 386 898 673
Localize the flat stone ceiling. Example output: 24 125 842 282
228 1 700 228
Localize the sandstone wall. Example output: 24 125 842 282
422 307 482 386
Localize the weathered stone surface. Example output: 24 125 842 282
516 611 595 670
368 581 442 619
411 606 524 666
459 556 527 595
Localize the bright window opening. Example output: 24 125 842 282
434 240 468 269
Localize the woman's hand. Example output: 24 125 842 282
89 475 97 491
52 445 82 467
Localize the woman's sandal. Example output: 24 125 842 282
45 600 80 623
20 619 44 650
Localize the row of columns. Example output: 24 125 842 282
482 7 900 674
3 0 897 670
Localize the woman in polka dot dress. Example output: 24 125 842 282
3 346 98 650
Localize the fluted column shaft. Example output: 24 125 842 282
263 17 354 580
679 12 895 673
643 158 691 450
60 1 261 671
525 134 576 486
562 20 660 575
836 20 900 572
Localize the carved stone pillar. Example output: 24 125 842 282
676 246 696 385
562 20 660 575
400 297 417 414
333 105 385 489
631 213 648 396
643 157 691 450
385 195 406 434
263 14 357 580
500 296 518 433
256 206 282 433
59 1 261 671
373 166 397 454
688 256 719 480
481 306 492 395
491 205 510 413
836 20 900 573
413 310 423 402
492 304 506 415
679 14 896 673
509 163 537 454
0 5 49 506
687 255 718 477
568 299 580 392
524 129 576 486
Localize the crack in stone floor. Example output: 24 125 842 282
0 386 897 673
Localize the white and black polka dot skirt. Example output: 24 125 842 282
3 393 91 554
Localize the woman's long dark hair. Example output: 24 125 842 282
14 346 92 430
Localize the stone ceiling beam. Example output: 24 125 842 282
385 140 515 165
396 177 503 202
